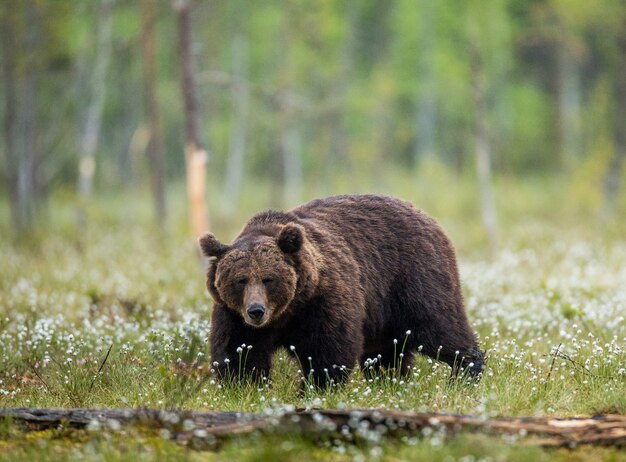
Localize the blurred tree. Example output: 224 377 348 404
466 0 512 252
1 1 48 232
77 0 114 232
602 14 626 217
223 0 250 213
107 4 144 189
413 0 437 167
353 0 392 73
141 0 167 228
326 2 356 176
470 44 499 252
278 5 305 207
19 0 39 230
555 29 582 170
1 4 22 229
533 1 583 171
173 0 209 240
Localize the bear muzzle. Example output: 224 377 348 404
246 303 266 325
243 282 271 326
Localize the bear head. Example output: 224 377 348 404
199 223 314 328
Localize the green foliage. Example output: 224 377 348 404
502 82 556 172
2 0 625 203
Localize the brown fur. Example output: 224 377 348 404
200 194 484 387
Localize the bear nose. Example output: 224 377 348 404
247 304 266 322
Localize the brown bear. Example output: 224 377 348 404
200 194 484 387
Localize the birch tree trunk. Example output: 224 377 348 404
470 46 499 253
173 0 209 241
141 0 167 229
76 0 114 232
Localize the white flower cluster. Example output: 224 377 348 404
0 231 624 416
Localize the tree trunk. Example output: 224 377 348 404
470 46 499 254
223 32 249 213
1 2 41 232
414 0 437 168
141 0 167 229
173 0 209 241
76 0 114 232
556 38 581 171
1 6 21 230
326 2 356 178
602 27 626 218
272 19 302 208
116 46 141 189
15 0 41 232
280 98 303 206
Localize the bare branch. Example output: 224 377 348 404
89 344 113 393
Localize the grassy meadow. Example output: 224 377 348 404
1 168 625 460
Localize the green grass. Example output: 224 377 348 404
2 427 626 461
0 170 625 459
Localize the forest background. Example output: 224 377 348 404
1 0 625 249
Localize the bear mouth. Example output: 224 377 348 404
244 316 271 328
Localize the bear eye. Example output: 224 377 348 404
262 278 274 286
236 278 248 287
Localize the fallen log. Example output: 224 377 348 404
1 407 625 448
0 407 258 429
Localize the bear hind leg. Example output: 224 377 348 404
412 325 484 379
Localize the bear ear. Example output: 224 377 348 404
198 233 230 259
277 223 304 254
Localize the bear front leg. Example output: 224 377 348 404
209 304 276 383
292 346 355 390
288 301 363 390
